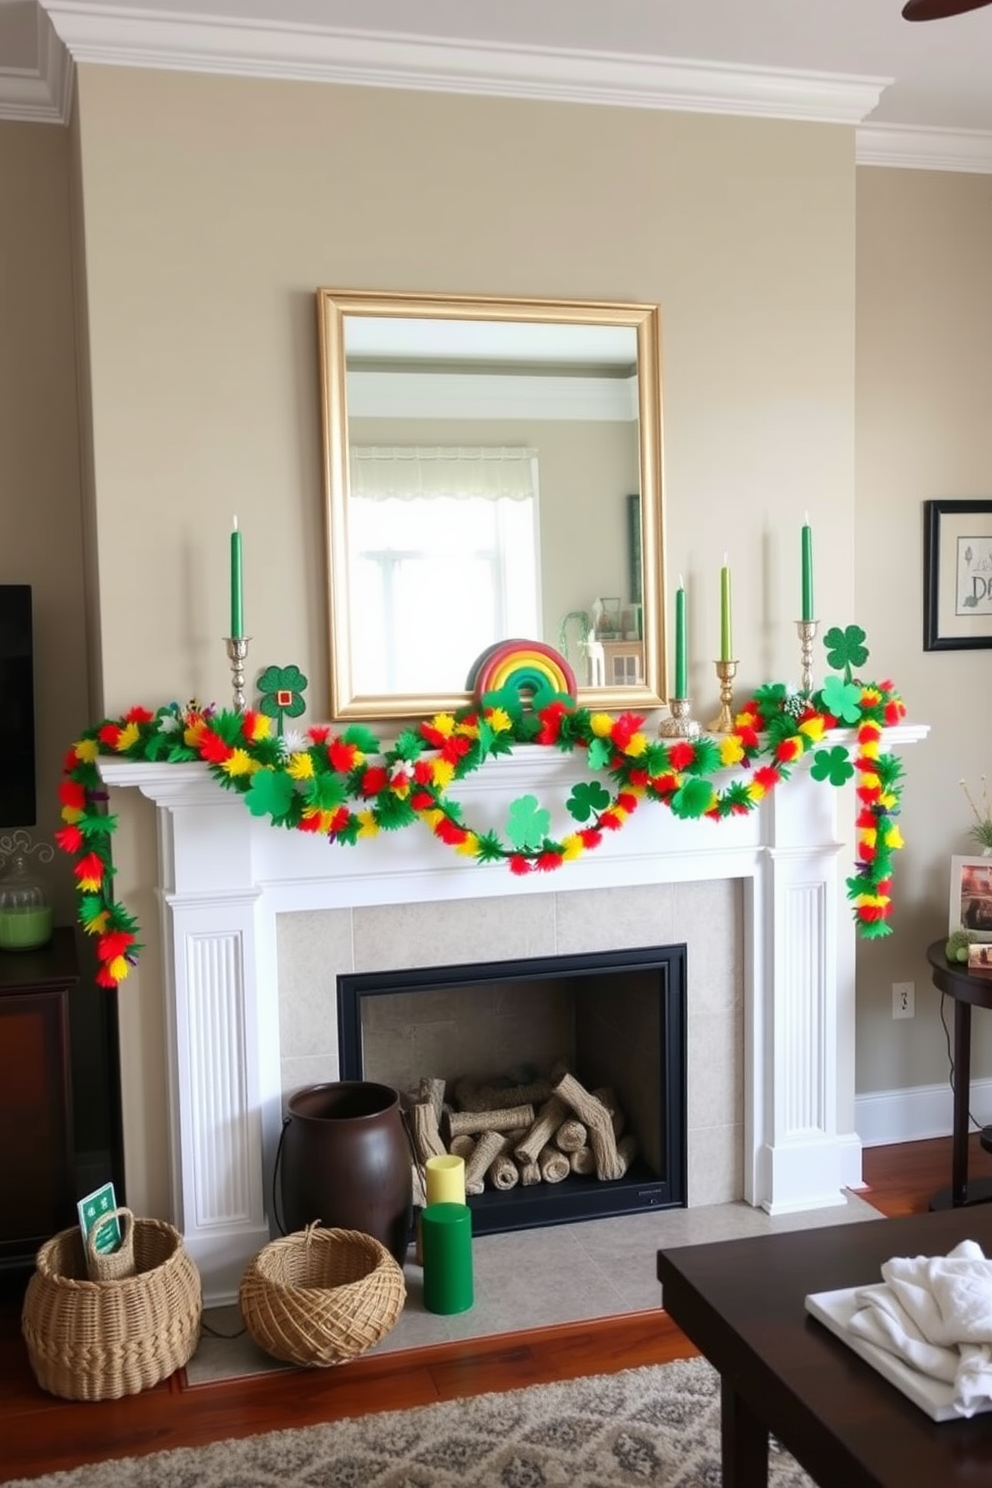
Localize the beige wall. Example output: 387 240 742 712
855 168 992 1090
66 68 856 1213
0 121 90 923
41 70 992 1214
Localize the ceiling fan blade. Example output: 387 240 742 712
903 0 992 18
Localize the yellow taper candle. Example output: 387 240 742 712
425 1154 466 1206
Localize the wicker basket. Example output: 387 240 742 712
21 1214 202 1401
239 1225 406 1367
86 1206 136 1282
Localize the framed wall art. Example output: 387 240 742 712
923 499 992 650
949 854 992 940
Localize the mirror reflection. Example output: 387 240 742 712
317 291 666 721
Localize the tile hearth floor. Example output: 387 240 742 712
186 1190 881 1385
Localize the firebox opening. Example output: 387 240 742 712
338 944 687 1235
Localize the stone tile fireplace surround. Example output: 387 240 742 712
103 726 923 1304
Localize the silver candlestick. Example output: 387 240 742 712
659 696 702 739
225 636 251 713
796 620 818 696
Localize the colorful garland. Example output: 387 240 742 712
57 626 906 988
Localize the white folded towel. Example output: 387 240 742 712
847 1239 992 1417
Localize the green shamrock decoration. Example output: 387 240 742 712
567 780 612 823
810 745 855 787
586 736 613 772
256 664 308 736
245 768 297 821
823 625 869 685
507 795 551 850
820 673 865 726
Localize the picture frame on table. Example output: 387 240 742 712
950 854 992 942
923 499 992 651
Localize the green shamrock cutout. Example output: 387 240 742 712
810 745 855 787
820 674 864 725
507 794 551 850
587 737 613 772
256 664 308 736
823 625 868 684
567 780 612 823
245 768 297 821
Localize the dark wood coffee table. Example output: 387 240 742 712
657 1206 992 1488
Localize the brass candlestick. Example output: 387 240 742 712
707 659 738 733
225 636 251 712
659 697 702 739
796 620 818 696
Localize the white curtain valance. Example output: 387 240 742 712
349 445 537 501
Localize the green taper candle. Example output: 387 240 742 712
421 1201 474 1315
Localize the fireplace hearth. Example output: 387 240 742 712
338 945 687 1234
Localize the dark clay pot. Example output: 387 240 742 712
279 1081 412 1264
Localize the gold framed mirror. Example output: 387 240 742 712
316 289 666 722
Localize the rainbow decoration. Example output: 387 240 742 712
468 639 576 712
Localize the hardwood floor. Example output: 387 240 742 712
0 1136 976 1483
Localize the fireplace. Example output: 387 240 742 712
99 725 926 1303
338 944 687 1234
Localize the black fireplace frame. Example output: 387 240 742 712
338 943 687 1236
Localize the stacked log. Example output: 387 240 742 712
404 1067 637 1196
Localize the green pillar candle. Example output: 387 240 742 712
674 577 687 698
720 558 732 662
801 518 814 622
421 1201 474 1315
230 517 244 639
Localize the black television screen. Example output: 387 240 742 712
0 585 37 828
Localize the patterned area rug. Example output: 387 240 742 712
6 1355 813 1487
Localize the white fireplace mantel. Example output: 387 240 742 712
102 724 927 1304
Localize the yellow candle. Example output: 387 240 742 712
425 1154 466 1206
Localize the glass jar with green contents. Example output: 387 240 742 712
0 852 53 950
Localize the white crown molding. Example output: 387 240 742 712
856 121 992 174
0 5 73 123
7 2 992 172
40 4 889 124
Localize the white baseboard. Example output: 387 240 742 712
855 1080 992 1147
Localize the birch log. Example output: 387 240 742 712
554 1117 587 1153
592 1086 625 1139
463 1130 504 1194
538 1144 570 1183
417 1076 447 1128
489 1152 519 1189
513 1096 569 1164
553 1072 624 1180
448 1105 534 1138
410 1101 446 1165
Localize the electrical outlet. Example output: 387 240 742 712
893 981 915 1019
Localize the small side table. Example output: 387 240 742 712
926 938 992 1209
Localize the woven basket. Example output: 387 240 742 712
239 1225 406 1367
21 1216 202 1401
86 1206 136 1282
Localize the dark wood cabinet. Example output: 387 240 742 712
0 927 79 1272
